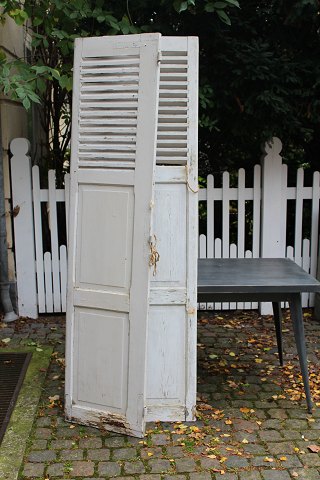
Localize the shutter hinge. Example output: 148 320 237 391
157 51 162 65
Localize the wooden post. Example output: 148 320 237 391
315 252 320 319
10 138 38 318
260 137 286 314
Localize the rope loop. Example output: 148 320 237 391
149 234 160 276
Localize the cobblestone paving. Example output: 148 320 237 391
1 309 320 479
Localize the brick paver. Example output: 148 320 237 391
1 310 320 479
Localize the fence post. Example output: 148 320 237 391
10 138 38 319
315 251 320 319
260 137 286 314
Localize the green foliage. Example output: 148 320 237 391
1 0 319 181
0 0 238 181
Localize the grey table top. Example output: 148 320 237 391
198 258 320 295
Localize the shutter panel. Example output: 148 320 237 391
157 44 189 165
146 37 198 421
65 34 161 437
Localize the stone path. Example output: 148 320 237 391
1 309 320 479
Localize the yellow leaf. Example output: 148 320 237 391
219 457 227 463
229 352 236 357
279 456 287 461
147 452 153 457
264 457 274 462
48 395 60 402
225 420 232 425
190 426 200 432
207 454 217 459
241 439 249 444
1 338 11 344
255 358 263 364
294 447 300 453
69 425 76 429
240 407 250 413
292 473 299 478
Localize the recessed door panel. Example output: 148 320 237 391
75 308 129 411
76 185 134 290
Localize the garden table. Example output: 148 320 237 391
197 257 320 413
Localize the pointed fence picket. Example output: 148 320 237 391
10 137 320 317
12 144 69 318
21 162 69 315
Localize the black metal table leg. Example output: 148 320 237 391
272 302 284 366
289 293 313 413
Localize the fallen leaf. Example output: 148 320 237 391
240 407 250 413
241 439 249 444
255 358 263 364
279 456 287 461
225 420 232 425
147 452 153 457
48 395 60 402
69 425 76 429
264 457 274 462
229 352 236 357
307 444 320 453
292 472 299 478
1 338 11 343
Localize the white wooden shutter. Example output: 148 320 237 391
65 34 161 437
146 37 198 421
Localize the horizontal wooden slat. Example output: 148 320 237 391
81 84 139 92
80 111 137 119
81 75 139 84
81 56 139 67
79 150 135 161
80 101 138 109
149 287 187 305
78 160 135 170
81 92 138 101
79 127 137 134
74 289 129 312
81 66 139 75
80 135 136 143
79 144 135 152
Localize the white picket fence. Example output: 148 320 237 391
10 137 320 318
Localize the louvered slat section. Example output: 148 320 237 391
79 54 139 168
157 51 188 165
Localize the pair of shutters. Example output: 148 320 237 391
65 34 198 437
